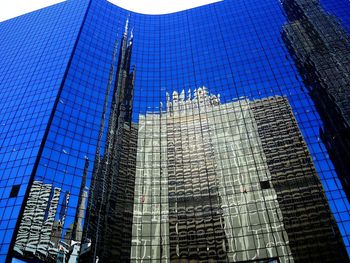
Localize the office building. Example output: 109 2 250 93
0 0 349 262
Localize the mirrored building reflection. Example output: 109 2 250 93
282 0 350 201
14 181 61 259
12 159 89 262
80 18 138 263
131 89 347 262
0 0 350 262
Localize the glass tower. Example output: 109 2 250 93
0 0 349 262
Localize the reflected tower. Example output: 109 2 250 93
1 0 350 262
282 0 350 201
81 18 138 263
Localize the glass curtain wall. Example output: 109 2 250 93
0 0 349 262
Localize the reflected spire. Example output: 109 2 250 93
124 15 130 37
82 16 137 263
72 158 89 242
129 28 134 46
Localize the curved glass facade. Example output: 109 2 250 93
0 0 350 262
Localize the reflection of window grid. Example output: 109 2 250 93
131 97 300 262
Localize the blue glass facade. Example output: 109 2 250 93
0 0 349 262
0 0 90 260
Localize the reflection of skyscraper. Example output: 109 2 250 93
71 158 89 243
12 167 90 262
14 181 61 260
57 159 89 263
1 0 350 261
282 0 350 201
131 89 346 262
166 89 228 262
49 190 69 259
59 191 70 229
81 19 138 262
250 97 348 262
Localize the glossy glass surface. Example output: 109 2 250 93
0 0 349 262
0 0 90 260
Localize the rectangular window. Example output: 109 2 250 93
260 180 271 190
9 184 20 198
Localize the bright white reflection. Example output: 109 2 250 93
108 0 223 14
0 0 65 22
